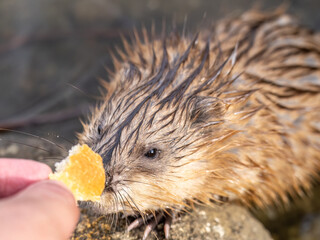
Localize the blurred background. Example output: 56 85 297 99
0 0 320 239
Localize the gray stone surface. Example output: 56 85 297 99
72 204 272 240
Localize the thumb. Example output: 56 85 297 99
0 180 80 240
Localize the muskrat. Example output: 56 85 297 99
78 9 320 239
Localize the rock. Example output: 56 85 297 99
72 204 272 240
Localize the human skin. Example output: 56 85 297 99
0 158 80 240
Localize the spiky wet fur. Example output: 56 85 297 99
78 9 320 221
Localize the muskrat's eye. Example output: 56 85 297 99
144 148 160 159
97 125 102 135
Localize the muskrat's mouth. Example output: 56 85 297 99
98 191 136 214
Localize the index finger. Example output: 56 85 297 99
0 158 52 198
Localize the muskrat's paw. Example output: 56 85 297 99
127 211 175 239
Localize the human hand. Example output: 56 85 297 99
0 158 80 240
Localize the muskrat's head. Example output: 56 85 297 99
78 32 251 215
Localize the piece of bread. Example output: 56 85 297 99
49 144 105 201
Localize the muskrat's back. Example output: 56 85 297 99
78 9 320 217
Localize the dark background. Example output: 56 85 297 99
1 0 320 140
0 1 320 239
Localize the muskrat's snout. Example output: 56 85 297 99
103 168 127 194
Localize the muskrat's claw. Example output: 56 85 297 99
127 211 175 239
164 211 175 239
127 216 145 232
142 212 164 240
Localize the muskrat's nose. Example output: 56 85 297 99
103 184 112 193
103 172 113 192
103 172 123 193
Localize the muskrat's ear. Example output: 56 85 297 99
190 96 227 126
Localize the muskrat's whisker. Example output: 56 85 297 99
0 138 53 154
118 198 130 229
115 191 126 214
118 190 142 227
51 133 75 146
135 188 188 208
121 187 144 217
122 189 142 215
110 190 121 228
115 191 124 225
0 128 67 152
119 191 139 226
65 82 100 100
107 202 117 228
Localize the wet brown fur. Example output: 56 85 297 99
78 9 320 217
